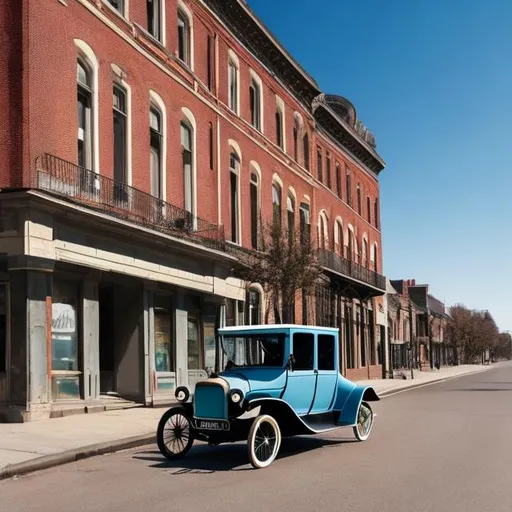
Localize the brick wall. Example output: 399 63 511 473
0 0 383 268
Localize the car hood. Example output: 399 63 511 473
218 368 287 394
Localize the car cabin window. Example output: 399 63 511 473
318 334 335 371
292 333 314 370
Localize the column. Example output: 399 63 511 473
174 291 189 388
82 279 99 401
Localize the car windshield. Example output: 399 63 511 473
221 334 285 368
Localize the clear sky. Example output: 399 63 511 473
249 0 512 332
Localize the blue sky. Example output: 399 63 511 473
249 0 512 331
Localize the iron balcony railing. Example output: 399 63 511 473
317 248 386 291
34 154 226 252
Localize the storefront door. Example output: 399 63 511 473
0 283 7 403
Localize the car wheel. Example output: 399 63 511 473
247 414 281 469
157 407 195 460
353 401 374 441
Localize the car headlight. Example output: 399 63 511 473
230 389 244 404
175 386 190 403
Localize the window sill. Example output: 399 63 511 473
101 0 128 21
133 22 167 52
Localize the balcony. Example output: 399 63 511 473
317 248 386 296
34 154 226 252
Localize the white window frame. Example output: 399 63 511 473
275 95 286 152
147 0 166 45
103 0 129 18
149 90 167 201
249 69 263 133
177 0 194 70
112 72 132 187
228 140 242 245
181 107 197 227
74 40 99 175
228 50 240 114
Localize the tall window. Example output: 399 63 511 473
299 202 311 246
287 193 295 242
348 229 355 261
346 167 352 206
374 199 379 229
77 59 93 170
367 197 371 223
317 147 323 183
293 121 299 161
147 0 161 41
177 9 191 66
181 121 193 217
249 76 262 131
150 107 162 198
247 287 262 326
113 84 128 187
228 59 239 114
319 213 328 250
373 244 379 272
207 35 214 91
250 170 259 249
357 184 362 215
326 152 332 189
363 238 369 268
334 221 343 255
275 109 283 149
272 182 282 228
229 153 240 243
107 0 124 14
303 132 310 171
335 162 341 197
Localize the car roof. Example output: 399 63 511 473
218 324 339 334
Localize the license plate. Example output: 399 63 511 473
195 419 230 431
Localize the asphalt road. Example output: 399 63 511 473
2 362 512 512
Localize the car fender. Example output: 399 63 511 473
246 397 318 436
337 385 379 427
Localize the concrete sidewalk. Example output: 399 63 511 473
0 363 494 480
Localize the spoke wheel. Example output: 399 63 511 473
353 401 374 442
247 414 281 469
157 408 195 460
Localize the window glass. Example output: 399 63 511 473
222 334 284 368
292 332 314 370
318 334 335 370
154 296 173 372
187 313 201 369
178 11 189 64
0 284 6 373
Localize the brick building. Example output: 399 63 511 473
388 279 451 374
0 0 386 421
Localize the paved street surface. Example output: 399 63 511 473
1 362 511 512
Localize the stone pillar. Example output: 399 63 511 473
5 256 54 421
174 291 189 389
82 280 99 401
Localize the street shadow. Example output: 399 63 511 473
132 435 355 474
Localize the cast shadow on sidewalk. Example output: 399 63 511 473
132 435 356 474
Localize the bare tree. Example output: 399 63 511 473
234 220 321 324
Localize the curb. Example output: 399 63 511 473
378 366 491 398
0 433 156 481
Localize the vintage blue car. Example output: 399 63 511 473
156 324 380 469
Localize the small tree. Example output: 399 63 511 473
234 220 321 324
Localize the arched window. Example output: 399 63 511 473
346 166 352 207
272 181 282 228
229 151 241 243
299 201 310 246
367 196 371 223
293 118 299 161
362 238 369 268
334 219 343 255
347 226 356 261
357 184 362 215
287 191 295 242
181 120 194 217
150 106 163 199
177 3 193 68
335 162 341 197
77 58 93 171
228 51 240 114
249 71 263 132
318 211 329 250
249 164 260 249
303 131 310 171
373 243 379 273
374 199 380 229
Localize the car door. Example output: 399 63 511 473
310 333 338 413
281 331 316 415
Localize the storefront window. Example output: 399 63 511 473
187 313 201 369
51 279 80 400
154 297 173 372
203 316 216 373
0 284 6 373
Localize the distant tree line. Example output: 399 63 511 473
446 305 511 364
